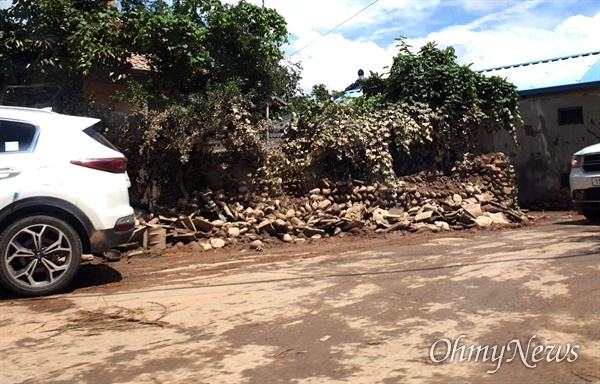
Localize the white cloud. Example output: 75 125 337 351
260 0 440 37
288 33 392 93
403 10 600 70
0 0 12 9
263 0 442 92
457 0 515 13
252 0 600 92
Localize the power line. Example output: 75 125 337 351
290 0 380 57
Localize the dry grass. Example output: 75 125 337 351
47 302 169 336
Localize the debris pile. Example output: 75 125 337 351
126 153 530 252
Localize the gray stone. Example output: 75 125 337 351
318 199 332 210
464 203 483 218
475 216 494 228
414 211 433 222
485 212 510 225
475 193 494 203
250 240 264 249
304 227 325 237
434 221 451 231
197 240 213 251
257 220 276 234
385 220 411 232
485 164 501 173
209 238 226 249
227 227 240 238
372 208 389 223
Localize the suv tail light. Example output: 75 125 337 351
70 158 128 173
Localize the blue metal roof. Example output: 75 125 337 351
478 51 600 96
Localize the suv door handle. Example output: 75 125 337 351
0 167 21 179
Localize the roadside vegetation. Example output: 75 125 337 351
0 0 522 207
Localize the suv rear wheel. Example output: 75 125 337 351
0 215 82 296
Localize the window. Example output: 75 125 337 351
0 121 37 153
83 124 119 151
558 107 583 125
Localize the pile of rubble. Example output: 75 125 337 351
126 153 531 252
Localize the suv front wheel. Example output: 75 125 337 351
0 216 82 296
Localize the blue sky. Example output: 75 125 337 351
2 0 599 92
236 0 600 92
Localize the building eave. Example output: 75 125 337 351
519 81 600 97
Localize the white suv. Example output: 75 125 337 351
0 107 134 296
570 143 600 222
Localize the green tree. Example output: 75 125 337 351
361 38 521 174
0 0 130 108
281 39 522 183
310 83 331 103
0 0 301 203
364 38 520 137
0 0 298 109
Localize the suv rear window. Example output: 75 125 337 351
83 124 119 151
0 120 37 153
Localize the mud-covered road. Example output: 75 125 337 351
1 214 599 383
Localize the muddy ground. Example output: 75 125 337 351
0 211 598 384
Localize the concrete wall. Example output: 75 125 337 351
477 86 600 207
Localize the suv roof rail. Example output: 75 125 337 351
0 105 57 114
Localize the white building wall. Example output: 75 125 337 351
477 87 600 207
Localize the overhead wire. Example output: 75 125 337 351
289 0 380 56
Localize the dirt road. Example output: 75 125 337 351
0 214 599 383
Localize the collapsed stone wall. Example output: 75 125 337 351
127 152 529 253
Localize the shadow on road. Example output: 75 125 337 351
555 218 597 226
68 263 123 291
0 263 122 301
